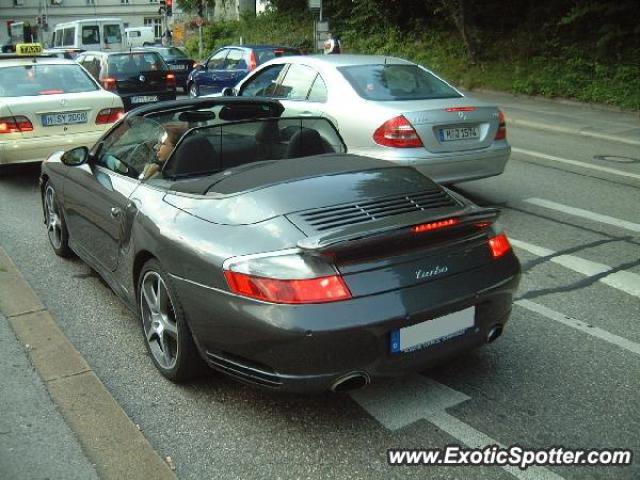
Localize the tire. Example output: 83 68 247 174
188 83 199 98
138 259 205 382
44 182 72 257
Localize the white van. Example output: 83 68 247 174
51 18 125 52
124 27 156 48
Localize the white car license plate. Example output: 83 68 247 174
131 95 158 104
390 306 475 353
439 126 480 142
42 111 88 127
171 65 186 70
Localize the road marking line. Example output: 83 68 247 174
512 147 640 180
351 375 565 480
510 238 640 298
516 299 640 356
524 198 640 233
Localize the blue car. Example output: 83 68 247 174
187 44 301 97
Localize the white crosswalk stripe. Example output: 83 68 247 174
510 238 640 298
524 198 640 233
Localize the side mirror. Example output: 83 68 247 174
222 87 237 97
194 63 205 71
61 146 89 166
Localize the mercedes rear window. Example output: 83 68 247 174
338 64 462 101
0 64 98 97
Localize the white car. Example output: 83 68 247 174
225 55 511 184
0 50 124 167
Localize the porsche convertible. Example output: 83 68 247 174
40 97 520 393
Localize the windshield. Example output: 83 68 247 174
0 64 98 97
338 64 462 101
108 52 167 74
255 47 301 65
158 47 189 59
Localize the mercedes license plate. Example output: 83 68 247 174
171 65 187 70
42 111 88 127
439 126 480 142
131 95 158 104
390 306 475 353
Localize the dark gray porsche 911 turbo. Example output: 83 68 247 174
40 97 520 393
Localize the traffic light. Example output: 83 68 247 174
166 0 172 16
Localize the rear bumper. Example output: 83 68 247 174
171 253 520 393
351 142 511 184
0 130 105 165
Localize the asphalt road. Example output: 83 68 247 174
0 107 638 479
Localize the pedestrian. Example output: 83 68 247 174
162 29 173 47
323 32 341 55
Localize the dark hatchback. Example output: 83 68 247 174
134 46 194 93
187 44 301 97
76 50 177 110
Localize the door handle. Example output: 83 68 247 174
110 207 123 218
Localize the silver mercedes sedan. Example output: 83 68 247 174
222 54 510 184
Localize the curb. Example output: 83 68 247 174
507 117 640 147
0 247 177 480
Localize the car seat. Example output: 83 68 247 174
285 128 326 158
165 133 220 177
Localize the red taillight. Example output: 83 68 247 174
39 89 65 95
96 108 125 124
495 110 507 140
373 115 423 148
0 116 33 134
224 271 352 304
102 77 117 91
445 106 477 112
489 233 511 259
249 51 258 71
166 72 176 87
412 218 460 233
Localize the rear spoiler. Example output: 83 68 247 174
297 206 500 253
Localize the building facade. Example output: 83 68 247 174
0 0 257 46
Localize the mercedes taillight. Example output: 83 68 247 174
373 115 423 148
96 108 125 124
0 116 33 134
495 110 507 140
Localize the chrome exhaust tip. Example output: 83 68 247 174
487 325 503 343
330 372 370 393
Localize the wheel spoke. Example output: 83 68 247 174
161 334 174 365
142 281 159 315
163 318 178 339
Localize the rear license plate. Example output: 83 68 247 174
390 306 475 353
42 111 88 127
171 65 187 70
439 126 480 142
131 95 158 104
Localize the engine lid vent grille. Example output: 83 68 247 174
289 189 458 233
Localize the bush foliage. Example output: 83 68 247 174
183 2 640 110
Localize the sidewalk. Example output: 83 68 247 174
471 89 640 146
0 312 100 480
